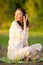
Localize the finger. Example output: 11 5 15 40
26 14 28 20
23 16 26 22
23 16 26 20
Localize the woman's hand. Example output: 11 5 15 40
23 14 28 23
23 14 28 31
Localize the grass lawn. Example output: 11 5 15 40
0 34 43 48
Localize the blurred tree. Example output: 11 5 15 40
24 0 43 21
0 0 43 30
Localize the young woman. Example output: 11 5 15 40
7 8 42 61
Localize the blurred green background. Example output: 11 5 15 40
0 0 43 33
0 0 43 58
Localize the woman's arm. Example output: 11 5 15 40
23 14 29 47
23 28 29 47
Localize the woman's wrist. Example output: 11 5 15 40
24 21 26 31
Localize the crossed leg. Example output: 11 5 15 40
7 44 42 61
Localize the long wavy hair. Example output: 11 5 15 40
14 8 29 29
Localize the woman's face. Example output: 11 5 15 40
15 10 23 23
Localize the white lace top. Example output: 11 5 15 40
8 20 29 50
